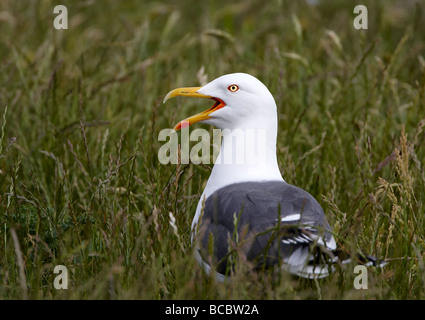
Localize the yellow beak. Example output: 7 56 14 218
163 87 225 130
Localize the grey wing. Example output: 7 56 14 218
197 181 336 277
243 182 335 245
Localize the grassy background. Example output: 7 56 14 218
1 0 425 299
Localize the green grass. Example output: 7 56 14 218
1 0 425 299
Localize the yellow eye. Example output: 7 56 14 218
228 84 239 92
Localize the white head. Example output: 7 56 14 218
163 73 277 132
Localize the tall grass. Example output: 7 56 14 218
0 0 424 299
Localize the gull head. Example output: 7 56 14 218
163 73 277 131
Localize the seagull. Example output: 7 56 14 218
163 73 385 280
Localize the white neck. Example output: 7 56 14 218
202 120 284 200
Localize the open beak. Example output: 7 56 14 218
163 87 226 130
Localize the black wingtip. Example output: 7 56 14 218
362 254 388 268
330 250 387 268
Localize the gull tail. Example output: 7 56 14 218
291 246 387 279
331 249 388 268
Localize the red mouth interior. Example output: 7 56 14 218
205 98 226 114
174 98 226 130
